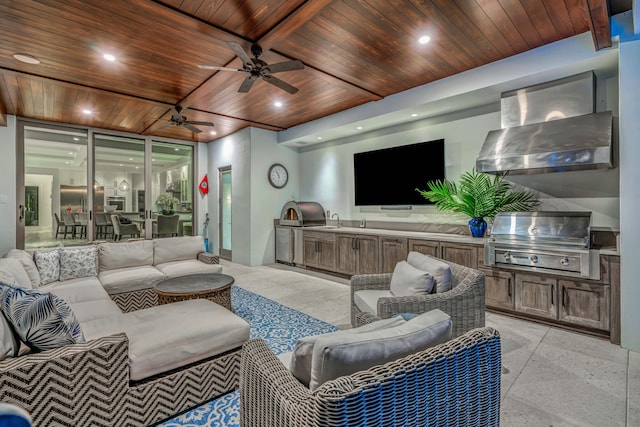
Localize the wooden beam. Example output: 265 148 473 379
585 0 613 50
257 0 334 50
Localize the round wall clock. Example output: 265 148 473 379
268 163 288 188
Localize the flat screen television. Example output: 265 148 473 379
354 139 445 206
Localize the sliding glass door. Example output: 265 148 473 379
18 123 89 248
17 120 197 248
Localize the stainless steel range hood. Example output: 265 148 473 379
477 72 613 175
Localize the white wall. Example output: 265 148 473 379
618 36 640 351
206 127 299 266
0 116 16 255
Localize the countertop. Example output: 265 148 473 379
302 226 487 245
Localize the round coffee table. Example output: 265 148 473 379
154 273 234 311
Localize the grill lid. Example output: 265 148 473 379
489 211 592 248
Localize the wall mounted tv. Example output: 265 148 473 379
354 139 445 206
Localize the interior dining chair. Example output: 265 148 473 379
53 212 71 239
153 214 179 238
61 212 79 239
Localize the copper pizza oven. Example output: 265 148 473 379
279 201 326 227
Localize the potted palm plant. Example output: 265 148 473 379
416 168 540 237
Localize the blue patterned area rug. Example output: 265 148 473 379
157 286 338 427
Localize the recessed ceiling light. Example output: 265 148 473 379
418 35 431 45
210 130 217 135
65 161 70 165
317 136 323 140
135 166 139 169
152 158 156 162
73 137 79 141
411 113 418 117
356 126 363 130
103 53 116 62
174 148 179 151
274 101 283 107
82 109 92 115
13 53 40 64
128 157 133 161
119 164 123 167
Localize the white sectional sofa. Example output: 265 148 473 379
0 236 249 426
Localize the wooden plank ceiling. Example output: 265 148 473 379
0 0 627 142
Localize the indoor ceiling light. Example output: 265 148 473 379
13 53 40 64
411 113 418 117
73 137 79 141
82 109 92 115
418 35 431 45
174 148 179 151
103 53 116 62
274 101 283 107
317 136 323 140
118 179 130 191
356 126 363 130
210 130 217 135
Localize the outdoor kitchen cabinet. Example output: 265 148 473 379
336 234 379 275
408 239 440 257
514 273 610 331
379 236 408 273
303 231 336 271
481 268 515 310
440 242 479 269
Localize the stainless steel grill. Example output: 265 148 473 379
484 211 600 279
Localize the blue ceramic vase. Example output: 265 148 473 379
468 217 487 237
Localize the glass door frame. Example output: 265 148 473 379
16 118 199 248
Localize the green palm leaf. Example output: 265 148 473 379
416 168 540 220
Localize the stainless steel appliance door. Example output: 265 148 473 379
275 227 293 263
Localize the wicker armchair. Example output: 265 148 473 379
351 257 485 338
240 327 501 427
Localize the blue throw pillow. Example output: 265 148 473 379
0 282 85 351
398 313 419 321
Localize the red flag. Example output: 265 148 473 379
199 174 209 195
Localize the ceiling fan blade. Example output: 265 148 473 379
183 123 203 133
227 41 254 69
262 75 299 94
198 64 247 72
238 75 258 93
186 120 215 127
158 122 176 130
265 60 304 74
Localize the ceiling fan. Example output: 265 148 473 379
198 41 304 94
158 105 214 133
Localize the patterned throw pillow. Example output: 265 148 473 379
59 246 97 281
34 249 60 285
0 283 85 351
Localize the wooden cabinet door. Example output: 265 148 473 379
318 240 336 270
515 273 557 319
408 239 440 257
482 268 514 310
559 280 610 330
336 234 357 275
609 256 620 344
303 237 320 268
440 242 478 268
379 237 408 273
356 235 379 274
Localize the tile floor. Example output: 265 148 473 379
221 260 639 427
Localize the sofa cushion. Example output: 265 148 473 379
40 277 110 304
6 249 41 288
407 251 452 293
290 316 406 387
308 309 453 391
353 289 394 316
0 283 85 351
59 246 98 281
98 265 165 295
0 258 33 289
69 300 122 324
81 299 250 381
34 249 60 286
1 310 19 360
98 240 154 271
390 261 434 296
153 236 204 265
154 259 222 279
